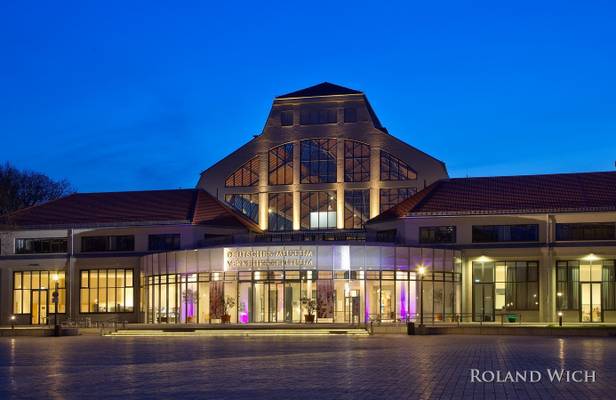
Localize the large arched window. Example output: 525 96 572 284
225 157 260 187
268 143 294 185
300 139 337 183
344 140 370 182
380 151 417 181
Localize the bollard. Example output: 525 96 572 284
407 321 415 335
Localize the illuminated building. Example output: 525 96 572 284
1 83 615 325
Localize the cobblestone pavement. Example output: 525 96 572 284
0 334 614 399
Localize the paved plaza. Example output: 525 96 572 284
0 334 614 399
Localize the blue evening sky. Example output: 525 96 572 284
1 1 615 192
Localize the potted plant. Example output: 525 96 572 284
301 297 317 323
221 295 236 324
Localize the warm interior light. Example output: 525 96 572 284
557 292 563 297
418 266 426 275
53 274 59 282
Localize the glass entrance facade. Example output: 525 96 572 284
141 245 462 324
557 259 615 322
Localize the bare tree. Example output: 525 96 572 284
0 163 74 215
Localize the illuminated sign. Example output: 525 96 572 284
224 248 315 270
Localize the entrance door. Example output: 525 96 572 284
31 290 48 325
253 283 268 322
581 283 602 322
472 262 495 322
268 283 284 322
344 291 360 323
580 262 602 322
473 283 494 322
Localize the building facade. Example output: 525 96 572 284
1 83 615 326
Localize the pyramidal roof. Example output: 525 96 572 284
276 82 362 99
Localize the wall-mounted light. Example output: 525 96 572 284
582 253 600 262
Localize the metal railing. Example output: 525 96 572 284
365 312 524 327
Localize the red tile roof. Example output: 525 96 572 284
370 171 616 222
1 189 261 231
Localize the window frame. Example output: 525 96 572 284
81 235 135 253
555 223 616 241
300 191 337 230
419 226 457 244
79 268 134 313
268 143 294 185
343 189 370 229
344 140 370 182
300 138 337 184
280 110 294 126
225 193 259 223
15 238 68 255
472 224 539 243
224 157 260 187
380 150 417 181
148 234 181 251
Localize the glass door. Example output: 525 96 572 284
580 262 602 322
31 290 48 325
268 282 284 322
253 283 268 322
472 262 495 322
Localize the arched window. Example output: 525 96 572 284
268 143 294 185
225 157 260 187
380 151 417 181
300 139 337 183
344 140 370 182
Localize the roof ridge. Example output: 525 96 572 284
276 82 363 99
73 188 196 196
448 170 616 181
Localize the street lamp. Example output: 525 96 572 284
52 274 60 337
10 315 16 334
418 266 426 327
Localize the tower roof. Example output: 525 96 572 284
276 82 362 99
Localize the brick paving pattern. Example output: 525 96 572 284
0 335 614 399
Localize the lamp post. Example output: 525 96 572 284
418 266 426 327
557 292 563 327
52 274 60 337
